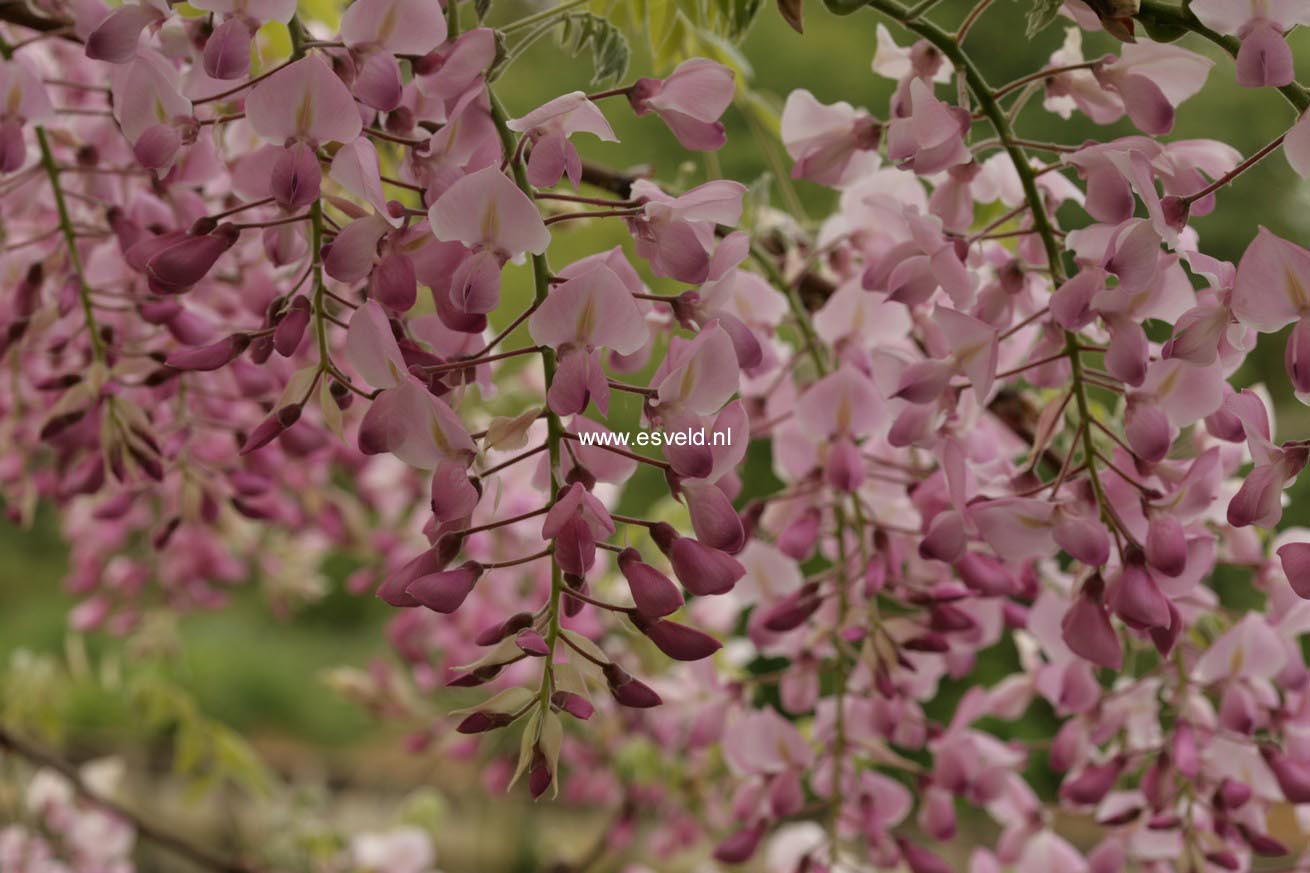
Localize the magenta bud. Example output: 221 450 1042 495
919 509 966 563
166 333 249 371
133 123 182 170
929 603 975 632
270 143 321 212
652 523 744 596
1262 746 1310 804
1108 562 1170 630
1160 194 1189 232
1288 316 1310 396
1061 580 1123 670
554 515 597 577
711 823 765 864
630 614 722 661
953 552 1014 596
1124 396 1171 464
475 612 533 646
140 224 240 294
1215 778 1252 810
824 435 866 493
0 119 26 173
603 664 662 708
1053 509 1111 566
551 690 594 720
760 586 822 632
372 251 418 312
1278 541 1310 599
528 752 552 799
1145 514 1187 577
618 548 683 618
515 628 550 657
776 507 821 561
274 296 311 357
456 711 515 734
684 484 745 553
430 460 480 523
1060 758 1122 805
893 359 952 404
203 16 252 80
239 404 300 454
897 839 953 873
405 560 483 613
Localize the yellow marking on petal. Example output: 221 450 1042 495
376 0 398 44
1287 267 1310 311
835 393 851 435
153 96 167 123
6 83 21 116
574 295 596 344
479 200 500 244
295 88 315 138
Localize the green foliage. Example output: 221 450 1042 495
590 0 764 71
1020 0 1065 37
558 12 631 85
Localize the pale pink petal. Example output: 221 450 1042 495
340 0 447 54
246 55 363 146
346 300 407 389
428 165 549 257
528 263 649 355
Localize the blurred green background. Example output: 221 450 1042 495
4 0 1310 869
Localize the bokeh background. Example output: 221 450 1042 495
4 1 1310 870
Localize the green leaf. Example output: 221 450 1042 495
1022 0 1063 37
557 13 631 86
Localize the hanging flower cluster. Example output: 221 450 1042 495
8 0 1310 869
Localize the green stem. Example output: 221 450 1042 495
35 127 103 362
499 0 588 34
863 0 1114 527
490 92 565 717
749 244 828 376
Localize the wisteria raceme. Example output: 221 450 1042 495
10 0 1310 869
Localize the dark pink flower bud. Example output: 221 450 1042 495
405 560 483 613
1053 509 1111 566
372 251 418 312
1278 542 1310 599
271 143 322 212
430 460 480 523
1287 316 1310 396
1124 396 1171 463
133 123 182 170
166 333 249 371
140 224 240 294
1262 746 1310 804
1061 580 1123 669
203 16 253 80
1060 758 1122 805
897 839 953 873
1160 194 1189 232
354 51 403 111
603 663 662 708
239 404 301 454
918 786 956 840
554 514 597 577
953 552 1014 596
274 296 311 356
1145 514 1187 577
551 691 594 720
618 548 683 618
528 750 552 799
761 585 822 632
712 822 765 864
456 711 515 734
1214 778 1252 810
684 483 745 553
919 509 966 563
515 628 550 657
1239 826 1287 858
1104 315 1148 387
929 603 975 633
1204 852 1240 872
777 507 821 560
631 614 722 661
1108 562 1170 630
894 359 952 404
0 119 26 173
825 435 865 492
652 523 745 596
474 612 533 646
